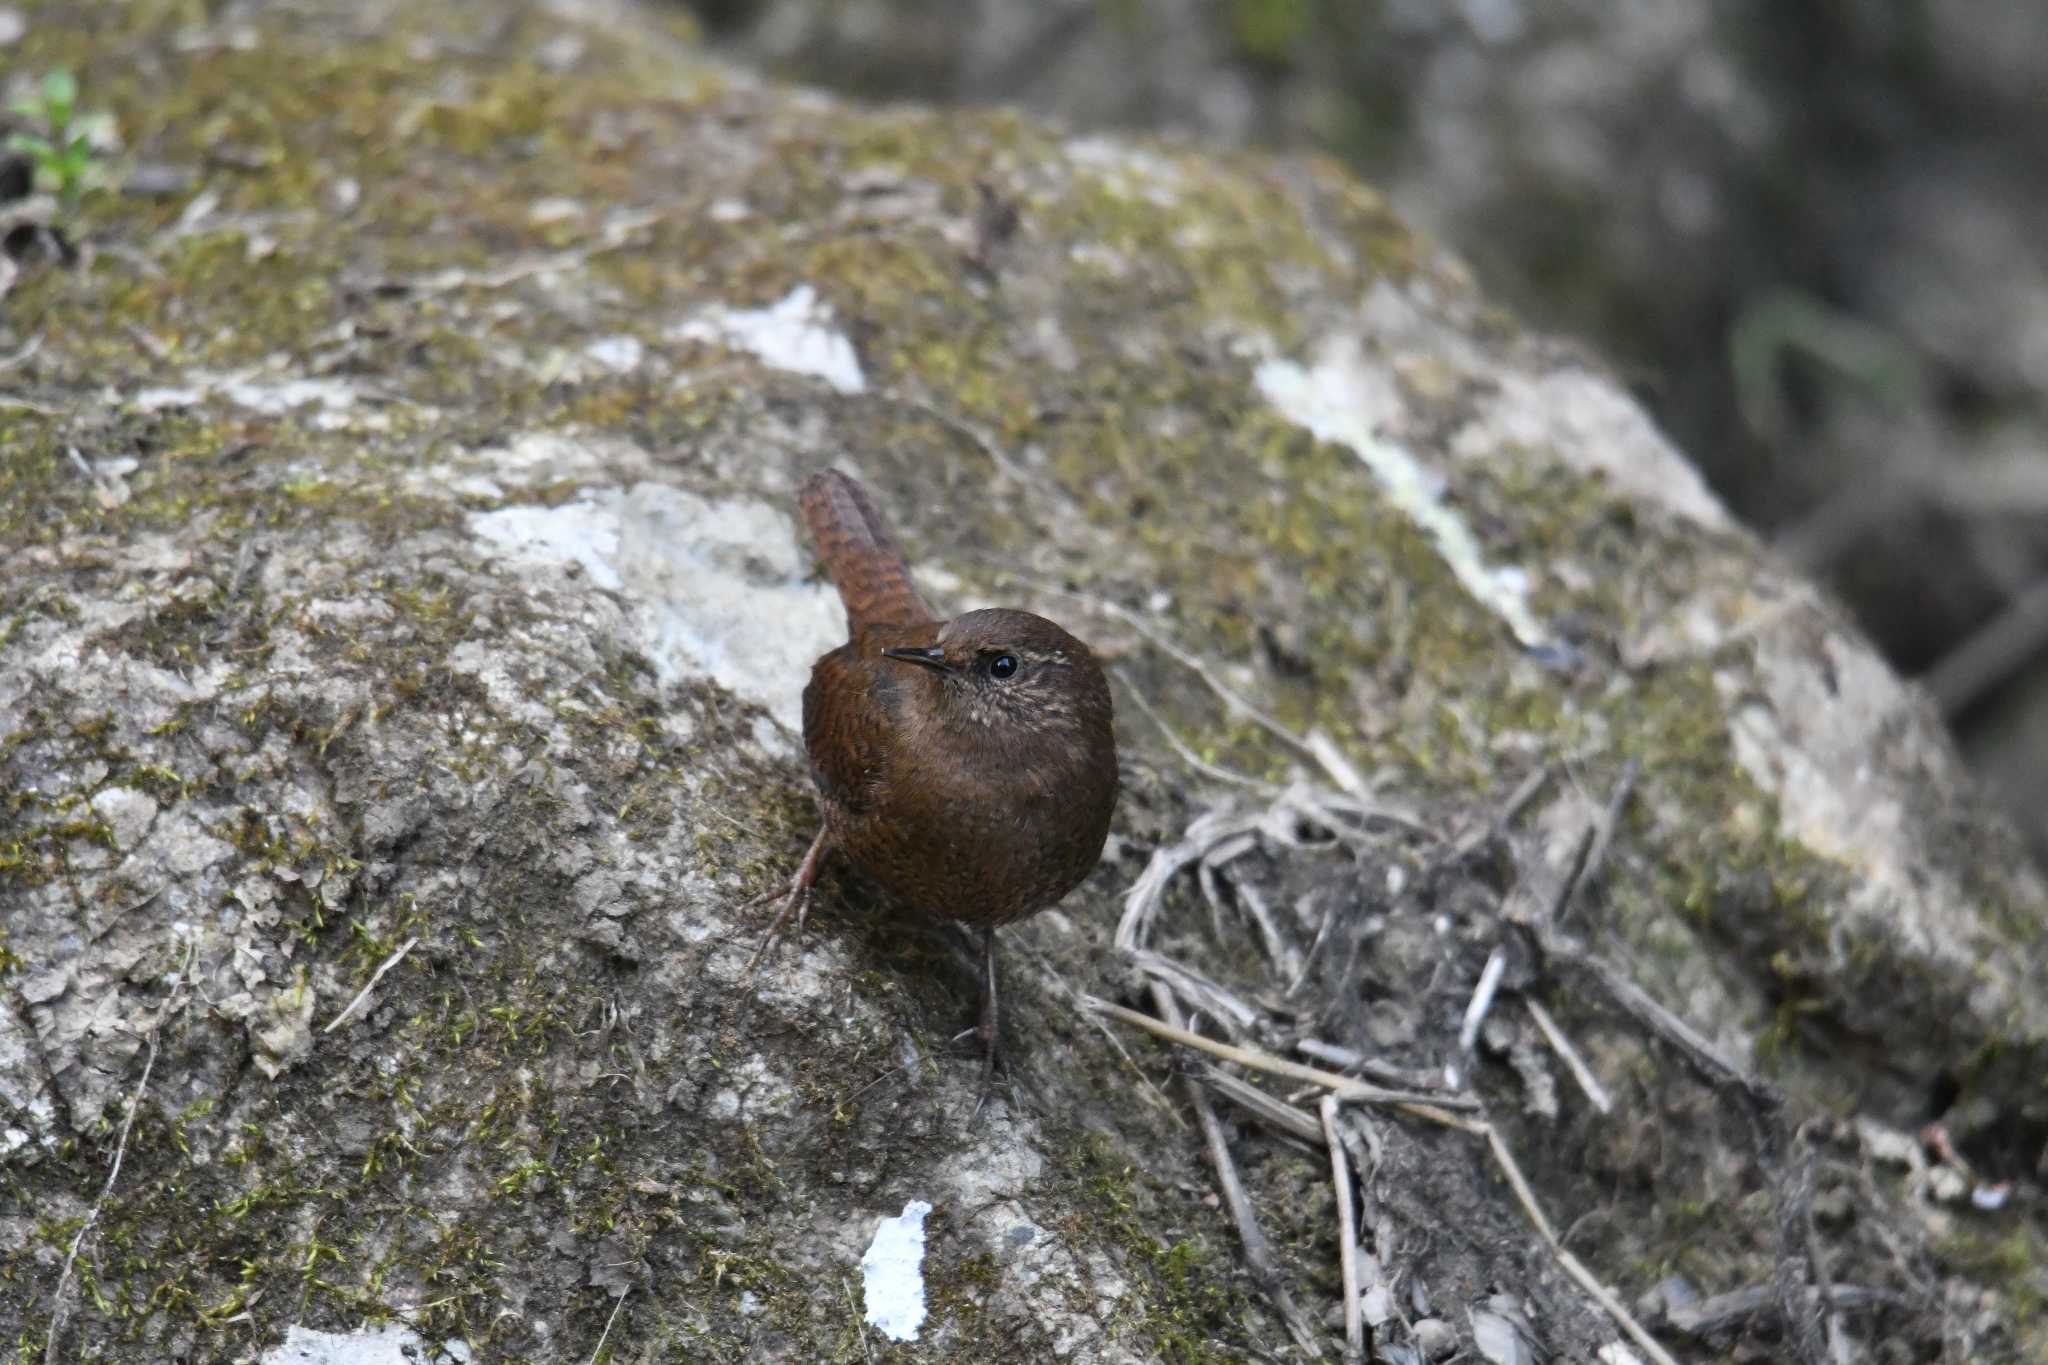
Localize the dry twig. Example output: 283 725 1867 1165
1450 764 1549 858
1474 1125 1683 1365
1200 1066 1323 1145
1579 758 1639 897
377 208 664 297
1086 997 1480 1113
1294 1040 1442 1093
1092 993 1683 1365
1149 984 1323 1359
1322 1095 1365 1362
873 390 1035 485
1116 785 1425 956
1661 1282 1907 1338
45 938 197 1365
1009 938 1185 1129
1128 950 1264 1038
1284 895 1339 999
1458 946 1509 1054
1547 935 1779 1108
1100 725 1719 1363
1524 997 1613 1115
587 1286 631 1365
1116 671 1277 791
1117 807 1262 952
1229 876 1302 983
1761 1124 1832 1365
323 935 419 1033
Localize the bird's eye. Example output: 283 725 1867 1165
988 653 1019 680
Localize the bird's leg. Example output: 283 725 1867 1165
976 925 1003 1097
743 826 831 975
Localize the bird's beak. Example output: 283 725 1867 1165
880 645 949 672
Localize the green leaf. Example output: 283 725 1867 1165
41 68 77 126
6 131 53 160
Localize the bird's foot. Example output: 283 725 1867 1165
741 827 830 976
742 882 812 977
950 1024 1006 1118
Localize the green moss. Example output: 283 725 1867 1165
1046 1135 1253 1363
1940 1222 2047 1352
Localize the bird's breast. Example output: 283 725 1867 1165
830 724 1115 926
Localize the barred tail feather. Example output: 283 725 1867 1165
798 470 935 631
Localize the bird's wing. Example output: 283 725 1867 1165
801 623 931 815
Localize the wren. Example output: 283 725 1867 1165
752 470 1118 1084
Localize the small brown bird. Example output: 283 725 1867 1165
754 470 1118 1083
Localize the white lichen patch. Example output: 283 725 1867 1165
583 333 645 373
924 1132 1135 1357
861 1199 933 1343
1257 337 1551 648
1457 368 1727 528
1066 135 1188 204
88 786 160 851
486 430 660 484
1723 626 1912 879
132 373 385 429
259 1323 473 1364
469 482 843 730
469 498 630 591
672 284 866 394
1716 614 2013 974
0 1008 55 1156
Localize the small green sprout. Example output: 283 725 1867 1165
8 69 98 206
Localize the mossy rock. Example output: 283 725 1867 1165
2 0 2043 1360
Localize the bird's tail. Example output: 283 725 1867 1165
798 470 935 632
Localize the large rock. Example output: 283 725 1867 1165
2 0 2042 1360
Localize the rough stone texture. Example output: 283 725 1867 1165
1 1 2044 1362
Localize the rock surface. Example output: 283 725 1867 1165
2 0 2044 1361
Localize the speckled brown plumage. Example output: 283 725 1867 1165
803 609 1116 928
752 470 1119 1084
796 469 933 634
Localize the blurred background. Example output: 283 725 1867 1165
676 0 2048 865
